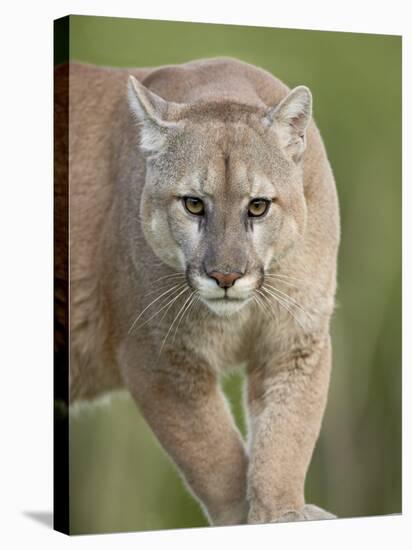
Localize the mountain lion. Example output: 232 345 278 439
55 57 340 526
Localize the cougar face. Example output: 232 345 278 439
129 78 311 316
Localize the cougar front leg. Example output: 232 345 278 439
246 335 336 524
120 345 248 526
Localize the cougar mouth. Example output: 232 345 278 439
199 293 252 316
206 294 246 302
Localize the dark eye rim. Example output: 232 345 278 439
183 196 205 216
248 198 271 218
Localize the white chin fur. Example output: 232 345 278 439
200 296 250 316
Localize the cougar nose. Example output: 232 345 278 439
208 271 243 289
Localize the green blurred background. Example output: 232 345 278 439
65 15 402 535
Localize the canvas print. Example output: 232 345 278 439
54 15 401 535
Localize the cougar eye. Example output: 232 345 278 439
248 198 270 218
183 197 205 216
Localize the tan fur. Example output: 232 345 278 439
55 58 340 525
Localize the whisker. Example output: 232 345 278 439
264 283 310 319
145 280 186 297
264 275 300 289
159 292 195 357
150 272 186 285
172 292 198 343
185 293 201 325
186 293 202 325
265 272 306 283
157 287 191 323
128 284 183 335
253 294 270 320
255 289 276 321
252 296 261 316
261 286 305 332
134 285 189 331
144 273 187 296
263 289 304 331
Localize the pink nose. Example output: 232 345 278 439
208 271 243 289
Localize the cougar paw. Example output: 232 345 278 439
273 504 336 523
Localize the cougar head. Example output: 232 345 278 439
128 74 310 316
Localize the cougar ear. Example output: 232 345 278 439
264 86 312 162
128 75 174 154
